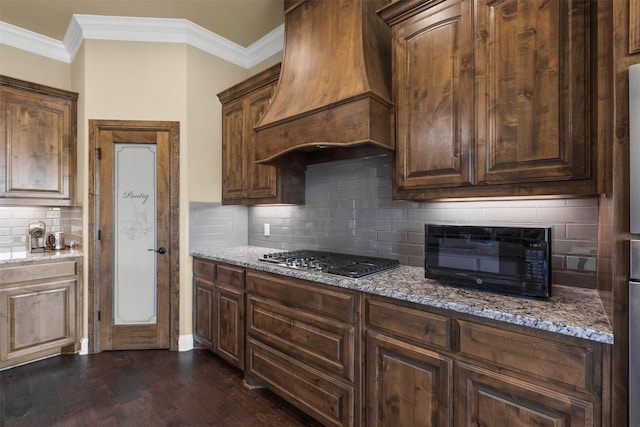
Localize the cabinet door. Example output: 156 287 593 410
475 0 591 186
0 86 74 202
245 83 278 200
393 0 474 191
221 98 246 202
366 331 452 427
214 283 244 368
194 276 214 349
0 279 77 364
455 362 595 427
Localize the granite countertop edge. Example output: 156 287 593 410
192 246 614 345
0 248 84 264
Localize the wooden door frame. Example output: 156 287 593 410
88 119 180 353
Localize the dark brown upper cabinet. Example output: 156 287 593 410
379 0 598 200
0 76 77 206
217 64 304 205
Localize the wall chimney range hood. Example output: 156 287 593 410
253 0 394 170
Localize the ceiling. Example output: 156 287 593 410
0 0 284 47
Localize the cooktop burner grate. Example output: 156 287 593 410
259 250 399 278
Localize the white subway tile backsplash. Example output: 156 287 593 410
0 206 82 251
486 207 539 222
378 231 407 243
566 223 598 239
407 208 443 222
539 206 599 223
441 207 487 222
566 255 597 272
244 156 599 288
189 203 248 251
377 209 406 221
566 197 599 207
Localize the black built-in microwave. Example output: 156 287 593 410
425 224 551 299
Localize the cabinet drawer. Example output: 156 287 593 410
248 294 355 381
247 338 354 427
366 297 453 351
0 260 76 285
246 270 356 323
193 258 215 279
217 264 244 289
458 320 595 391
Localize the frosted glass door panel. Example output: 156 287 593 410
114 144 157 325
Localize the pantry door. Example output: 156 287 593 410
89 120 180 352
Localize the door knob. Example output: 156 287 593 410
148 247 167 254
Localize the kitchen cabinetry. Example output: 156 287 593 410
365 294 607 427
0 76 77 205
379 0 596 200
193 258 215 349
217 64 305 205
193 258 245 369
365 297 453 427
214 263 244 367
631 0 640 54
0 257 82 370
190 254 610 426
245 269 361 427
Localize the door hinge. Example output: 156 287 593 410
97 230 101 240
96 147 102 160
98 310 101 321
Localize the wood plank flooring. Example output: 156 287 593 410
0 349 324 427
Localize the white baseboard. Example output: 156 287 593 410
78 335 193 353
79 337 89 355
178 334 194 351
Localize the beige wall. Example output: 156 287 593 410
0 44 72 89
1 39 279 349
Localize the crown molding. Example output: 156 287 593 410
0 21 70 62
1 15 283 68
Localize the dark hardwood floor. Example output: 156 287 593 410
0 349 324 427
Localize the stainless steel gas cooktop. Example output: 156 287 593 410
260 250 399 279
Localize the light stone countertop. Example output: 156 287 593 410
192 245 613 345
0 248 84 265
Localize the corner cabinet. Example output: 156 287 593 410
193 258 245 369
0 76 77 206
217 64 305 205
0 257 82 370
379 0 597 200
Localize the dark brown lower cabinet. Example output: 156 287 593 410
194 274 214 349
0 258 81 370
455 362 594 427
366 332 452 427
192 260 610 427
214 281 244 367
193 258 245 370
247 338 355 426
365 295 608 427
245 269 361 427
